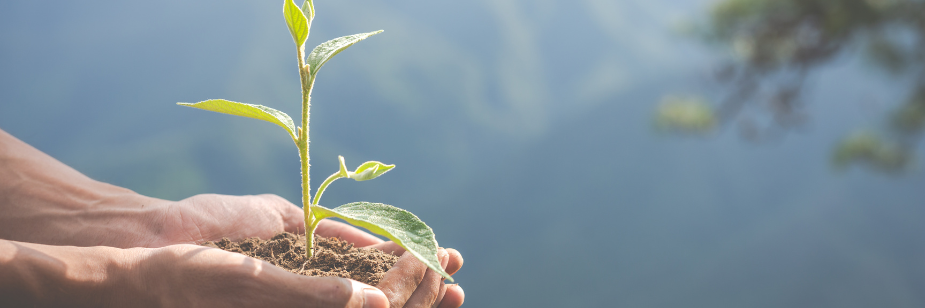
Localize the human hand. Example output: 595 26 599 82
125 242 463 308
1 128 465 307
0 128 305 248
1 194 463 308
118 244 389 308
144 193 305 247
151 197 465 307
0 238 386 308
315 220 466 308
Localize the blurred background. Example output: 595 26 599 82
2 0 924 306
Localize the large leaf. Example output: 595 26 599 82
307 30 383 77
311 202 453 282
177 99 297 142
283 0 309 47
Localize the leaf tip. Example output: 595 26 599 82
338 155 349 177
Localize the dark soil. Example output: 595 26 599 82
202 232 399 286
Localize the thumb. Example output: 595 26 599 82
346 280 389 308
299 278 388 308
254 194 305 235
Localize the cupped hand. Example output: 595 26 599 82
129 242 463 308
151 195 465 308
316 220 465 308
124 244 388 308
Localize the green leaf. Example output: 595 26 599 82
312 156 395 206
300 0 315 22
311 202 453 282
339 155 395 181
283 0 309 47
307 30 383 77
177 100 297 142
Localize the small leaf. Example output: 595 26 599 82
311 202 453 282
300 0 315 22
350 161 395 181
178 100 297 142
339 156 395 181
283 0 309 47
307 30 383 77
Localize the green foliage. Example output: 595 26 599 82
654 95 716 134
312 156 394 207
312 202 452 282
678 0 925 174
832 130 912 173
283 0 309 48
307 30 383 77
891 90 925 134
300 0 315 23
178 0 451 281
177 100 297 143
340 155 395 181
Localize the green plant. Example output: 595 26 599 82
177 0 451 281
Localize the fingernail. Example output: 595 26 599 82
363 288 388 308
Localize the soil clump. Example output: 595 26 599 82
203 232 399 286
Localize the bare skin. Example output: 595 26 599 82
0 128 464 308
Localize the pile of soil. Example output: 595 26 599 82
202 232 399 285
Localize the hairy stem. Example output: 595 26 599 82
312 172 344 206
297 45 316 258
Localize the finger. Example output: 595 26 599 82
430 282 448 308
403 249 449 308
148 245 391 308
376 251 428 308
365 241 405 256
284 206 305 235
341 279 389 308
281 275 388 308
256 194 305 235
444 248 463 276
437 284 464 308
315 219 384 246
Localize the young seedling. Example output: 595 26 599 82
177 0 452 282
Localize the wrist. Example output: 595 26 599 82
0 128 171 248
19 191 169 248
0 239 149 307
77 192 172 248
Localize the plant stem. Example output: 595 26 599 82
297 46 316 259
312 171 344 206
